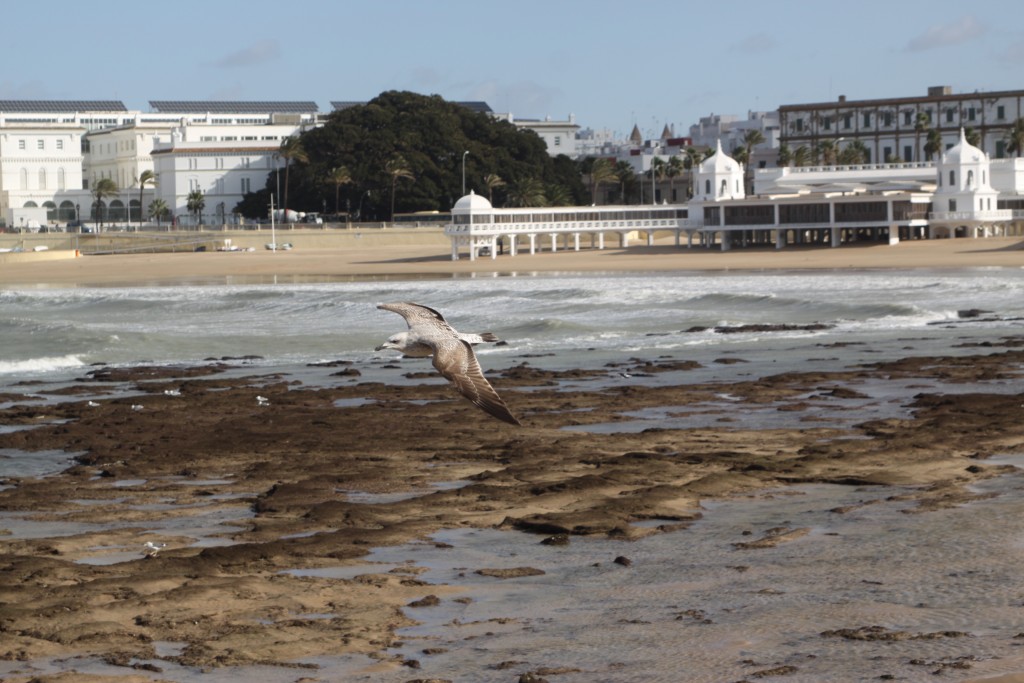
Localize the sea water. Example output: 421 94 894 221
2 267 1023 389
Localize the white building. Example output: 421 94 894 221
446 130 1024 259
150 119 315 226
0 101 100 227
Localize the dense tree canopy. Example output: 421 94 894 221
235 91 587 220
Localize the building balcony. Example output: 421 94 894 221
928 210 1014 223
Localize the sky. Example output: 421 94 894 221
4 0 1024 140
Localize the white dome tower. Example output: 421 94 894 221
694 139 745 201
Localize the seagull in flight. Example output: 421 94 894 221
376 302 521 425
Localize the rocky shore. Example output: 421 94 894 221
2 335 1024 681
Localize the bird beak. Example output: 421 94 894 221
374 342 392 351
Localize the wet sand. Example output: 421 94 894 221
2 236 1024 680
0 234 1023 287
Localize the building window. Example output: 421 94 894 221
37 140 44 150
823 116 831 130
903 111 912 125
949 199 957 211
996 140 1007 158
997 105 1006 120
18 139 25 150
883 111 893 126
968 107 976 121
38 169 46 189
843 114 852 129
242 178 251 194
57 139 64 150
795 118 804 132
862 113 871 127
903 145 912 162
946 109 955 123
949 170 955 186
58 167 66 191
554 136 561 147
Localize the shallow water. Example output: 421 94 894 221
330 463 1024 682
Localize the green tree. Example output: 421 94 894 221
252 91 557 221
614 161 635 204
385 155 415 221
914 112 931 161
793 145 812 167
137 170 155 231
148 198 169 228
587 157 616 204
924 128 943 161
839 139 869 165
91 177 117 228
1005 118 1024 157
279 135 308 221
484 173 506 204
186 189 205 226
965 127 982 148
545 183 572 207
665 156 685 202
328 165 352 215
507 176 546 207
777 143 792 167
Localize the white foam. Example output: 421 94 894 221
0 354 85 376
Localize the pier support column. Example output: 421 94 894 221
830 227 841 248
529 234 537 255
550 234 558 252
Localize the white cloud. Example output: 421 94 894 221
905 15 985 52
210 40 281 68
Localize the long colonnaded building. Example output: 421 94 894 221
446 133 1024 260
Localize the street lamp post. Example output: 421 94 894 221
462 150 469 196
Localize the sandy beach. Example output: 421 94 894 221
2 234 1024 681
0 234 1023 287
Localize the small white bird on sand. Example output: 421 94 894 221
376 302 520 426
143 541 166 558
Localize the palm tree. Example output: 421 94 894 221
682 146 704 198
186 189 205 227
650 157 668 203
148 198 169 228
484 173 506 204
137 170 155 231
839 140 870 165
278 135 308 222
506 177 546 207
328 166 352 215
777 143 792 167
545 184 572 207
914 112 931 161
665 156 685 202
91 177 117 228
1005 118 1024 157
924 128 943 161
740 129 766 192
792 145 811 167
816 139 839 166
614 161 635 203
588 158 616 205
385 155 415 222
965 127 982 148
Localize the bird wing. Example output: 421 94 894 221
432 338 521 426
377 302 449 330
